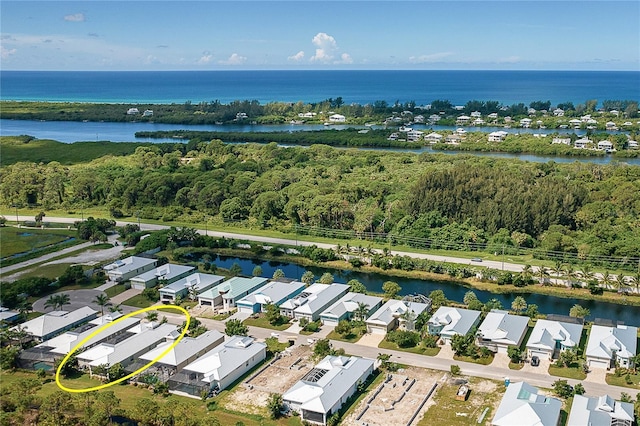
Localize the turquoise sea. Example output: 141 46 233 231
1 70 638 105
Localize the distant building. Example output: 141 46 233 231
142 109 153 117
0 307 21 324
16 307 98 342
126 108 139 115
424 132 443 143
328 114 346 122
103 256 157 283
130 264 196 290
488 131 508 142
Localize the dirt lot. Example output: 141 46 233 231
221 345 314 416
342 367 443 426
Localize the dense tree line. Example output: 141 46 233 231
1 140 639 267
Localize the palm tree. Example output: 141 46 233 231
602 271 614 290
354 302 370 323
17 300 33 321
551 260 564 286
57 293 71 310
535 266 549 285
44 295 58 311
301 271 315 287
109 304 123 313
511 296 527 315
93 294 111 316
399 309 417 331
563 264 578 288
579 264 595 287
628 273 640 295
614 275 627 293
146 312 158 322
521 264 533 284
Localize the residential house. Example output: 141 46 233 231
136 330 225 372
553 108 565 116
280 283 350 322
488 131 508 142
456 115 470 125
585 325 637 369
597 140 614 152
628 140 638 149
103 256 157 282
477 310 529 354
16 307 98 342
143 109 153 117
197 277 269 311
445 134 463 144
488 112 499 119
320 293 383 327
174 336 266 395
552 137 572 145
0 307 21 324
526 319 583 360
159 273 225 303
126 108 139 115
424 132 443 144
328 114 345 123
426 307 481 344
130 263 195 290
492 381 561 426
366 299 430 334
283 355 375 426
470 111 482 118
406 130 423 142
387 132 399 141
519 118 532 128
236 281 307 314
236 112 248 120
472 118 485 126
574 138 591 149
567 394 634 426
605 121 619 131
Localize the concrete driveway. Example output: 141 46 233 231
33 288 106 314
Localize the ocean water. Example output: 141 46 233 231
1 70 638 106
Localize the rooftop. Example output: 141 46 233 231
15 306 97 338
478 310 529 345
131 263 195 283
279 283 350 315
160 272 225 295
237 280 306 307
567 394 634 426
426 306 481 336
320 293 382 320
492 382 561 426
198 277 269 300
366 299 430 327
586 324 638 360
139 330 224 366
527 319 583 351
103 256 156 274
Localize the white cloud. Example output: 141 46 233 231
408 52 454 63
498 55 521 63
219 53 247 65
288 50 305 62
1 45 17 59
64 13 85 22
197 51 214 64
335 53 353 64
310 32 338 63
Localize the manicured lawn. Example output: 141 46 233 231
606 371 640 389
105 284 128 298
548 364 587 380
379 339 441 356
244 315 291 331
122 294 155 309
509 362 524 370
326 329 365 343
453 354 494 365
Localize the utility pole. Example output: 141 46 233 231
502 244 505 271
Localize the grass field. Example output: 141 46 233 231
0 226 77 258
379 339 441 356
243 315 292 331
121 294 155 309
548 364 587 380
606 371 640 389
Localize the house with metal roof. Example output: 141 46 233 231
426 307 481 343
279 283 350 322
159 273 225 303
197 277 269 311
236 280 307 314
320 293 383 326
477 310 530 354
567 394 634 426
16 306 98 342
526 319 583 361
585 324 637 369
0 307 21 324
103 256 157 282
130 263 196 290
492 381 561 426
174 336 266 395
365 299 430 334
283 355 374 425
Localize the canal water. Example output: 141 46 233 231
211 255 640 325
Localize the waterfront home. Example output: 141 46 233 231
553 108 565 116
197 276 269 311
574 138 591 149
445 134 463 144
552 137 572 145
567 394 634 426
103 256 157 282
236 112 248 120
425 132 443 143
472 118 485 126
605 121 618 130
488 131 508 142
492 382 561 426
585 324 637 369
126 108 139 115
366 299 430 334
0 307 21 324
519 118 532 128
387 132 399 141
143 109 153 117
477 310 529 354
488 112 499 119
283 355 374 426
236 280 306 314
456 115 470 125
426 307 481 344
136 330 225 372
174 336 266 395
470 111 482 118
597 140 614 152
16 306 98 342
526 319 582 361
329 114 345 122
279 283 350 322
319 293 383 327
130 263 195 290
407 130 423 141
628 140 638 149
159 272 225 303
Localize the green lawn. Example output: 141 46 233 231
244 315 292 331
508 362 524 370
378 339 441 356
122 294 156 309
605 371 640 389
326 329 365 343
105 284 128 298
453 354 494 365
548 364 587 380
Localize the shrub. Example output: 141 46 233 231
450 365 461 375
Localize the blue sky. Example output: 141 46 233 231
1 1 638 71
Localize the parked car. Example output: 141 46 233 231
531 356 540 367
471 258 482 262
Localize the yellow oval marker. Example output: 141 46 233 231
56 304 190 393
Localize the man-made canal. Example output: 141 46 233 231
212 255 640 325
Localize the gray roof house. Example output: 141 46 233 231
477 310 530 354
159 273 225 303
426 307 482 343
279 283 350 322
492 381 561 426
567 394 634 426
320 293 383 326
16 306 98 342
197 277 270 311
526 319 583 360
104 256 157 282
585 324 638 369
365 299 430 334
130 263 195 290
137 330 225 371
236 280 307 314
283 355 375 426
175 336 267 395
0 307 21 324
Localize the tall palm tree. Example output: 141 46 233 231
579 264 595 287
521 264 533 284
551 260 564 286
511 296 527 315
57 293 71 310
93 294 111 316
628 273 640 296
614 275 627 293
17 300 33 321
602 271 614 290
354 302 370 323
44 295 59 311
535 266 549 285
563 264 578 288
109 304 123 314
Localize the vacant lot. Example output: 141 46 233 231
342 367 442 426
0 226 76 258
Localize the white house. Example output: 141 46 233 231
103 256 157 282
597 140 614 151
426 307 482 344
130 264 196 290
567 394 634 426
319 293 383 327
0 307 21 324
137 330 225 371
279 283 350 322
492 382 561 426
526 319 583 360
456 115 470 125
126 108 139 115
628 140 638 149
283 355 374 426
585 325 638 369
159 273 225 303
552 137 572 145
476 310 529 354
424 132 443 144
197 277 269 311
488 131 508 142
519 118 532 128
553 108 565 117
574 138 591 149
142 109 154 117
236 281 307 314
328 114 345 123
16 307 98 342
365 299 430 334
